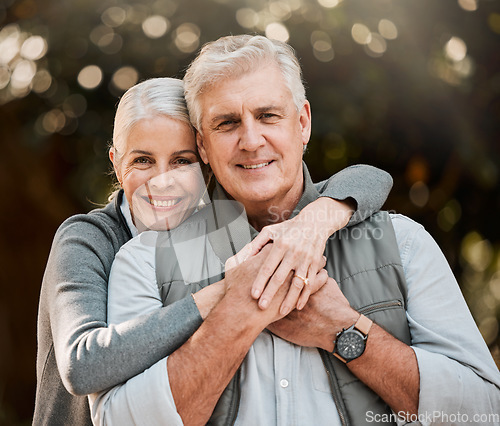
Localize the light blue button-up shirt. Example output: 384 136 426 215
89 203 500 426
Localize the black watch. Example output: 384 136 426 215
333 314 373 363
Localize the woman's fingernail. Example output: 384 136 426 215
252 289 260 299
280 305 290 315
260 298 269 309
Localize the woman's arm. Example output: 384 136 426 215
314 164 393 226
45 215 203 396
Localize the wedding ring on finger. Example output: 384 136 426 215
293 274 309 286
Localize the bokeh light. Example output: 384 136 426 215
378 19 398 40
236 8 259 29
351 23 372 45
265 22 289 42
461 232 493 273
174 23 200 53
365 33 387 57
269 1 292 21
20 35 47 60
111 66 140 92
101 6 127 28
10 59 36 89
318 0 341 8
77 65 103 90
0 24 21 64
311 31 334 62
445 37 467 62
458 0 478 12
489 13 500 35
32 69 52 93
62 93 87 118
437 199 462 232
409 181 429 208
142 15 169 39
0 66 10 89
41 108 66 134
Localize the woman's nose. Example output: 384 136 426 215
149 168 177 190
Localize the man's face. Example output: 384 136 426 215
196 63 311 215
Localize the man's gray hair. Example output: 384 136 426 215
183 35 307 132
112 77 192 165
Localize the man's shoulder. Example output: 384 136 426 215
388 213 431 259
389 213 425 232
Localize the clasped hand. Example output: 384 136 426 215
225 213 332 316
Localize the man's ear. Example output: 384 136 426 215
299 101 312 148
109 147 122 185
196 132 209 165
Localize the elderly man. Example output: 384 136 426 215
92 35 500 425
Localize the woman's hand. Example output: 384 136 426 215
250 197 355 314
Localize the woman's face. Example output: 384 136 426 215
111 116 206 232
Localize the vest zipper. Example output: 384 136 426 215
319 349 350 426
359 299 402 316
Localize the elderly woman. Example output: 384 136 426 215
34 77 392 425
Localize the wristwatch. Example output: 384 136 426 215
333 314 373 363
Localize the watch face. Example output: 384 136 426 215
337 330 366 361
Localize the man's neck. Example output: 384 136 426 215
245 181 304 232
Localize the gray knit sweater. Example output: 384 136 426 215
34 165 392 425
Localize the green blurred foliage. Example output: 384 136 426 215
0 0 499 422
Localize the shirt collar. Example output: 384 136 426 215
119 193 139 238
290 161 320 219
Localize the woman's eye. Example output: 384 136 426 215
133 157 151 164
174 158 192 165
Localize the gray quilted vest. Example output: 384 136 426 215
155 174 410 426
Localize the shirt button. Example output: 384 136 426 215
280 379 289 388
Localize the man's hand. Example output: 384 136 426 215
225 242 329 316
248 197 354 314
268 277 358 352
223 244 294 325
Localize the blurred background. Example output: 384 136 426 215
0 0 499 423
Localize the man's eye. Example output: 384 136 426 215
216 120 237 130
261 113 278 120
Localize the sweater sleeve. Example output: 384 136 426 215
314 164 393 226
45 215 203 396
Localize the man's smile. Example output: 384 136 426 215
238 160 274 169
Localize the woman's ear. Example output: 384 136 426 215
109 147 122 185
196 132 209 165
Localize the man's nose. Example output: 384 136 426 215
238 120 265 151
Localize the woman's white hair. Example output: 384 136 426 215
183 35 307 133
112 77 192 164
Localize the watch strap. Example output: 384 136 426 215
355 314 373 336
